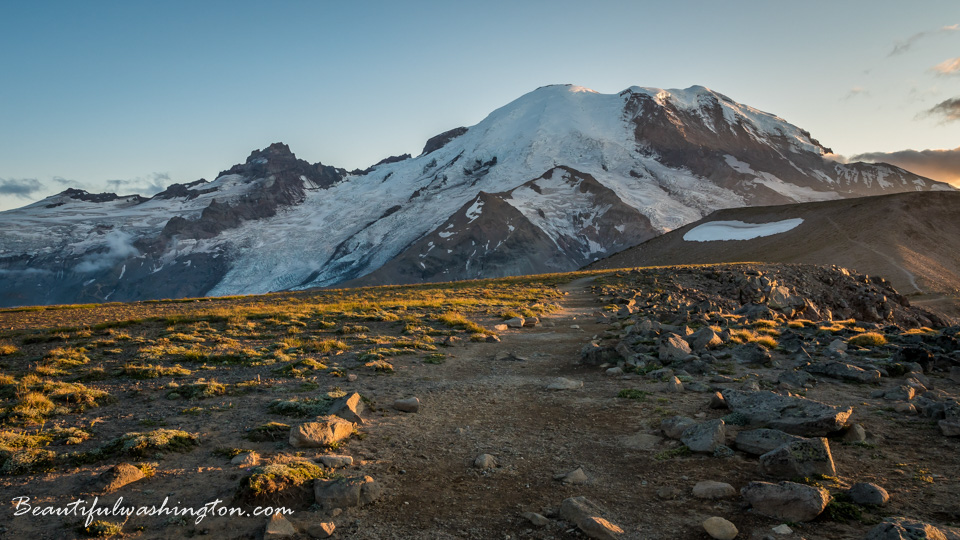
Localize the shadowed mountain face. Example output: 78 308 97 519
0 85 953 307
589 191 960 302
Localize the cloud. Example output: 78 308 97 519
0 178 44 199
842 87 869 100
105 172 170 196
889 24 958 56
74 230 141 273
932 57 960 75
849 146 960 185
924 97 960 122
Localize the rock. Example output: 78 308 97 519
505 317 525 328
560 496 604 527
493 324 509 332
709 392 728 409
328 392 366 424
885 386 917 401
693 481 737 499
289 417 355 448
771 524 793 535
606 366 624 376
841 424 867 443
938 419 960 437
895 402 918 415
656 486 682 499
721 390 853 436
441 336 460 347
305 521 336 538
485 334 501 343
579 516 624 540
778 369 815 388
522 511 550 527
494 351 528 362
731 343 772 365
317 455 353 468
474 453 496 470
91 463 145 493
524 316 540 327
741 481 830 522
661 416 697 439
547 377 583 391
393 397 420 413
681 419 726 453
702 516 739 540
659 333 692 362
691 327 724 351
314 475 382 510
265 512 297 537
713 445 735 458
805 362 881 383
865 518 950 540
231 452 260 468
849 482 890 506
735 429 805 456
560 467 589 485
827 339 848 353
759 437 836 478
667 376 684 392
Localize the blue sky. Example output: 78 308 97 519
1 0 959 210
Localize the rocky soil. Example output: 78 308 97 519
1 263 959 539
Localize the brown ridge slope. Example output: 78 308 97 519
589 191 960 312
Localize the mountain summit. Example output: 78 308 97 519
0 84 952 306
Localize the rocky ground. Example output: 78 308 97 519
1 263 959 539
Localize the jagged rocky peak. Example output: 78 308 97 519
420 126 468 156
218 142 346 190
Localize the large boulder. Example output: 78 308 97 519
681 419 726 453
659 333 692 362
740 481 830 522
327 392 366 424
804 362 881 383
721 390 853 436
759 438 836 478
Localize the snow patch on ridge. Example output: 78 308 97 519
683 218 804 242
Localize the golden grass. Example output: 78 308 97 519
848 332 888 347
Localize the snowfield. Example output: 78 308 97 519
682 218 804 242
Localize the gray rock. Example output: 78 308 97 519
895 402 918 415
702 516 738 540
474 453 497 470
317 455 353 468
777 369 815 388
732 343 772 365
393 397 420 412
547 377 583 391
667 376 684 392
289 416 354 448
522 511 550 527
735 429 804 456
314 475 382 510
305 521 336 538
849 482 889 506
605 366 624 376
656 486 682 500
660 333 692 362
939 419 960 437
493 351 528 362
865 518 951 540
884 386 916 401
740 481 830 522
560 496 604 526
328 392 367 424
579 516 624 539
841 424 867 443
681 419 726 453
827 339 848 353
505 317 525 328
759 437 836 478
693 480 736 499
709 392 728 409
721 389 853 436
804 362 881 383
559 467 589 485
690 327 724 351
232 452 260 468
661 416 697 439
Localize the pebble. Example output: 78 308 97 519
474 454 497 470
702 516 738 540
393 397 420 413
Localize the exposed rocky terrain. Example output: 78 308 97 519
1 85 953 307
1 263 959 539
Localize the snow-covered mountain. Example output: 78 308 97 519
0 84 953 306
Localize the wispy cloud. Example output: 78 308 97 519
105 172 170 196
889 24 958 56
924 97 960 122
0 178 43 199
850 146 960 186
842 86 869 100
931 57 960 76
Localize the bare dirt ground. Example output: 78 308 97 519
1 270 959 539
